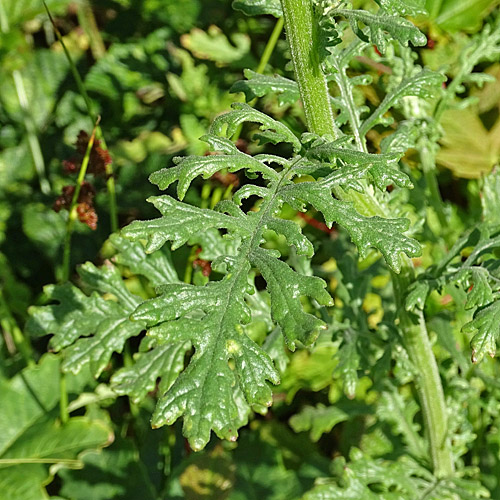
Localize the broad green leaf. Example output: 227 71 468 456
1 0 73 27
181 26 252 66
58 438 158 500
437 108 500 179
432 0 500 32
230 69 300 106
463 299 500 363
337 9 427 52
289 404 349 442
231 0 282 17
0 355 112 500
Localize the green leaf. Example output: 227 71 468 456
333 329 360 399
337 9 427 52
306 143 411 189
463 299 500 363
405 280 430 311
232 0 283 17
131 269 280 451
455 267 494 310
27 263 146 377
181 25 252 66
0 355 112 500
432 0 500 32
149 139 278 199
289 404 349 441
283 182 421 273
58 438 157 500
210 103 302 152
112 340 190 403
110 234 180 285
230 69 300 106
250 247 332 349
375 0 427 16
122 195 246 253
376 389 426 459
303 449 488 499
360 70 445 136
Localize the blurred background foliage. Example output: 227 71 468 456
1 0 500 498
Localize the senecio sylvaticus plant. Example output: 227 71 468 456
28 0 500 497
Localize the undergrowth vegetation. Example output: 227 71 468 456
1 0 500 498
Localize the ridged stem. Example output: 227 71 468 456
280 0 454 478
281 0 336 138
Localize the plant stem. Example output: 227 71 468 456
61 117 100 282
123 344 140 419
59 367 69 424
43 1 119 233
77 0 106 60
0 2 50 194
281 0 336 138
419 143 448 231
0 291 35 367
280 0 454 477
256 16 285 74
12 71 51 195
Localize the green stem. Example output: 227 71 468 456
0 291 35 367
256 16 284 74
419 143 447 231
12 71 51 195
59 367 69 424
43 1 118 233
123 344 140 419
0 1 50 195
77 0 106 60
281 0 336 138
280 0 454 478
62 118 100 282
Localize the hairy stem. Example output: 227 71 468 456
281 0 336 138
280 0 454 477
